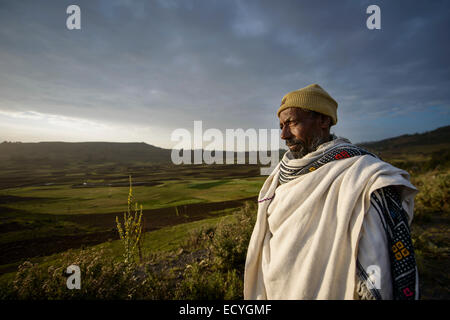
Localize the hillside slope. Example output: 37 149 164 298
0 141 172 165
357 125 450 158
1 125 449 166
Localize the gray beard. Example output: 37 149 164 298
290 135 331 159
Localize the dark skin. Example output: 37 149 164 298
279 107 332 158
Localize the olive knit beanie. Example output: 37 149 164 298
277 84 338 125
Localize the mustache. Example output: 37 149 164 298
285 135 329 159
285 139 304 146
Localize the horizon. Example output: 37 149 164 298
2 123 448 152
1 1 449 149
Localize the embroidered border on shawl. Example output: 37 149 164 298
279 145 376 185
370 187 419 300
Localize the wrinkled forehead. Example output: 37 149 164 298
278 107 310 122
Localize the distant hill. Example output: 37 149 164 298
1 125 449 167
357 125 450 158
0 141 172 165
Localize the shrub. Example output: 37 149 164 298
172 201 257 300
211 201 257 273
174 262 243 300
1 201 258 300
6 247 150 299
182 226 216 251
412 170 450 221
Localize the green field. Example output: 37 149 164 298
0 161 265 276
0 126 449 299
0 177 264 215
0 213 230 284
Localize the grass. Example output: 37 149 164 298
1 162 449 299
0 177 265 215
0 174 264 259
0 205 255 300
411 170 449 221
188 180 231 190
0 213 232 284
0 135 448 299
0 173 265 274
0 220 92 243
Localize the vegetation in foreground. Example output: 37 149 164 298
0 126 448 299
0 202 256 300
1 164 448 299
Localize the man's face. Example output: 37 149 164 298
279 107 328 159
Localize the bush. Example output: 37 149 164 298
1 201 258 300
5 247 151 299
412 170 450 221
211 202 257 272
182 226 216 251
175 262 243 300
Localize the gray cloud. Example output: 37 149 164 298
0 0 449 146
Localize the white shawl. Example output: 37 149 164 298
244 138 417 300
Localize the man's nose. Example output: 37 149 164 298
280 125 292 140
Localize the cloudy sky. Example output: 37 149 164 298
0 0 449 150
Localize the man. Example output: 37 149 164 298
244 84 419 300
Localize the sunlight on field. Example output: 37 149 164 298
0 177 265 215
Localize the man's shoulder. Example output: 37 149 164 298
320 142 380 166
